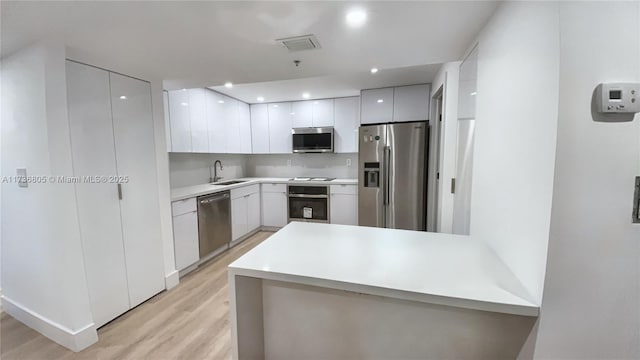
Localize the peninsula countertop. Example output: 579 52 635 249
171 177 358 201
228 222 539 316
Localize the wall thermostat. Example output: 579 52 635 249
595 83 640 113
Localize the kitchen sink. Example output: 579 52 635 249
212 180 247 186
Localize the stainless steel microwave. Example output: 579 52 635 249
291 127 334 153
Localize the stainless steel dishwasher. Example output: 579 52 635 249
197 191 231 259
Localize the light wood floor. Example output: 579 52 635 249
1 231 272 360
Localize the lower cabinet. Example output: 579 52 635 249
172 198 199 271
330 184 358 226
231 185 261 241
261 183 288 227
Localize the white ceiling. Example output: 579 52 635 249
209 63 442 103
1 1 498 90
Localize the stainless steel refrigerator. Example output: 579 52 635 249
358 121 429 230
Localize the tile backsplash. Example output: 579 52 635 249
169 153 358 188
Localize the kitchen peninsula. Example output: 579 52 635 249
228 222 540 360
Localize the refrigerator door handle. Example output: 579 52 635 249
383 145 391 206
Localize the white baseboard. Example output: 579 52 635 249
165 270 180 290
1 295 98 352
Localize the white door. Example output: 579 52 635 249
393 84 430 122
231 196 248 241
206 90 227 154
360 88 394 124
262 191 288 227
168 89 192 152
312 99 335 127
66 61 130 327
247 192 261 232
292 101 312 128
334 97 360 153
268 102 293 153
172 211 199 271
109 72 165 308
238 102 252 154
189 88 209 152
250 104 270 153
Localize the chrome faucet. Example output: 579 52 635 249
210 160 223 183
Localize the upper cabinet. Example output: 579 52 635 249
267 102 293 154
334 97 360 153
393 84 430 122
168 89 192 152
360 87 394 124
312 99 334 127
250 104 270 153
360 84 430 124
291 101 313 128
167 89 253 154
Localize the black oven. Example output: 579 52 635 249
287 185 329 223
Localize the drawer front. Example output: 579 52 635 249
231 184 260 199
262 183 287 193
330 184 358 195
172 197 197 216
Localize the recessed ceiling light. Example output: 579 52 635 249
119 95 127 100
180 102 189 106
302 92 310 99
377 99 384 103
224 82 233 88
346 9 367 28
257 96 265 102
273 104 279 108
470 92 477 96
370 68 378 74
290 112 296 115
182 88 187 92
218 100 225 104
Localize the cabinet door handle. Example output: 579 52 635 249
117 183 123 200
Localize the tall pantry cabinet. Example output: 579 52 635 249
66 61 165 328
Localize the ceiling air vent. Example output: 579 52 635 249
276 34 321 52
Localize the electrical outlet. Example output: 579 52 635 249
346 159 352 167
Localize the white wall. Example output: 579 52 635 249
534 2 640 358
429 62 460 234
168 153 358 189
1 43 96 347
247 153 357 179
469 1 560 304
169 153 248 188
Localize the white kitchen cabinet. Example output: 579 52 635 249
238 102 252 154
67 61 164 327
172 210 199 271
189 88 209 152
206 90 227 153
231 185 261 241
168 89 192 152
334 97 360 153
360 88 394 124
250 104 270 153
261 183 288 227
231 196 248 241
393 84 430 122
163 91 172 152
225 97 242 153
312 99 335 127
247 192 261 232
330 184 358 226
292 101 313 128
268 102 293 154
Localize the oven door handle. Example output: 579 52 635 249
288 194 329 199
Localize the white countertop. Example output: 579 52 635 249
171 177 358 201
228 222 539 316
